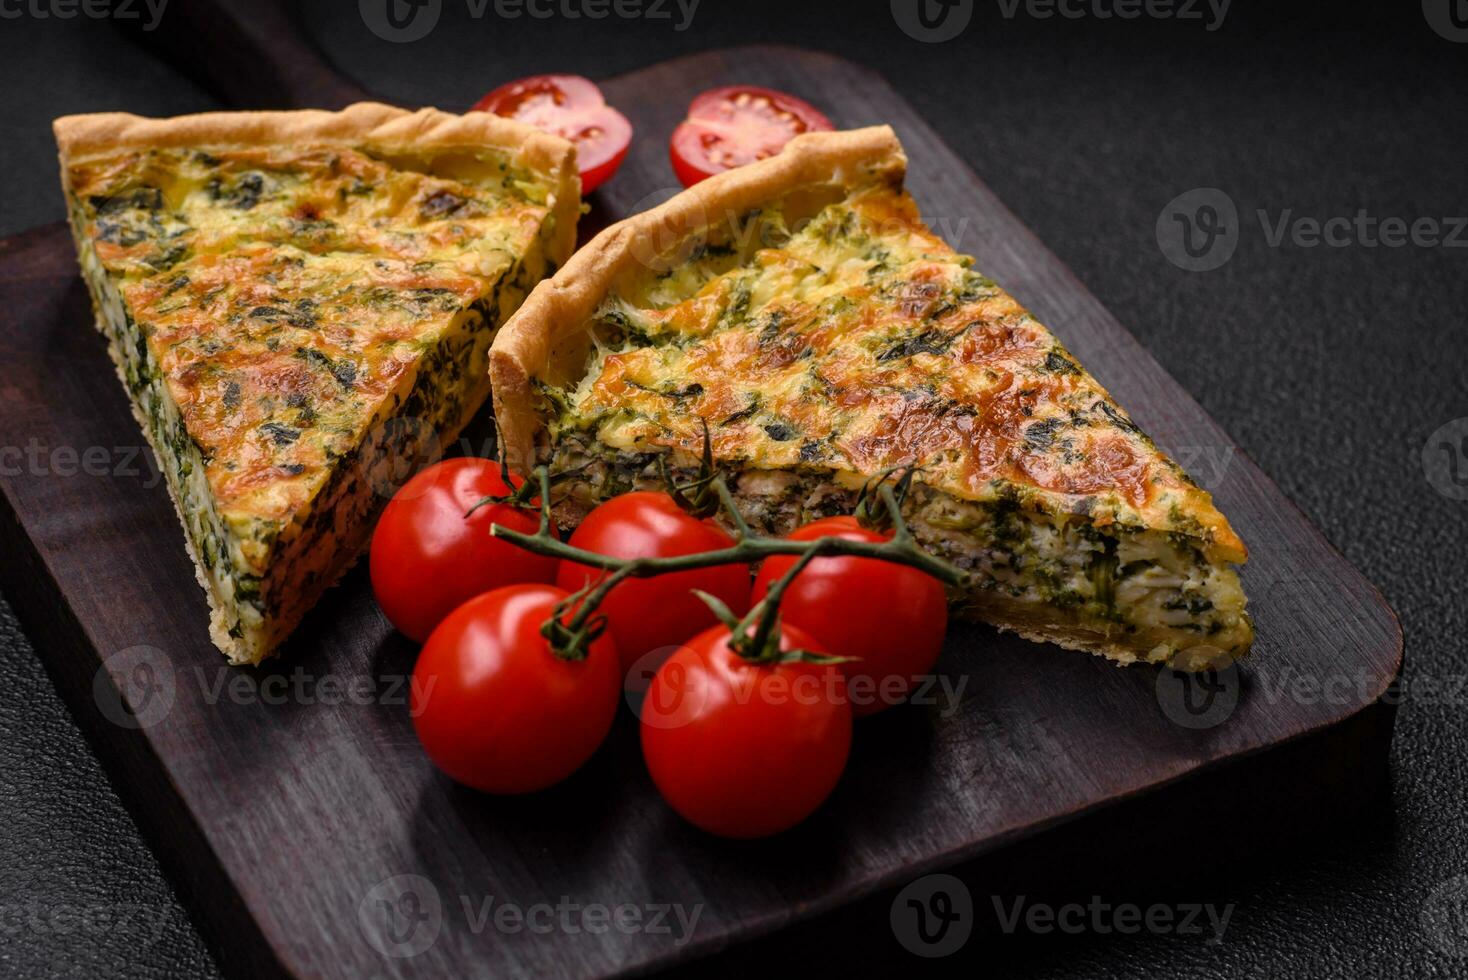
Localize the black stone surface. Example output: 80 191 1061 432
1 1 1463 977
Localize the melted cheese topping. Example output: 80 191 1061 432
557 184 1241 560
65 141 562 661
67 146 550 539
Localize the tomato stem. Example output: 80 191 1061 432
736 547 818 663
661 419 721 519
853 464 918 533
463 455 557 519
493 467 968 662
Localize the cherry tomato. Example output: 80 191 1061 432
411 584 621 794
472 74 632 193
752 516 947 717
370 457 557 643
669 85 835 187
640 622 851 838
557 491 751 676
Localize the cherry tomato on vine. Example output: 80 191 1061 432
669 85 835 187
556 491 751 675
370 457 557 643
411 584 621 794
752 516 947 717
472 74 632 193
639 621 851 838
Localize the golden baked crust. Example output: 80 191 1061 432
491 126 906 476
55 102 568 170
490 126 1252 667
56 103 580 663
55 103 580 264
492 128 1242 558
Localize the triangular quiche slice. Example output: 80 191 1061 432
56 103 580 664
491 126 1250 669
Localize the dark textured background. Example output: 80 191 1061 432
0 1 1463 977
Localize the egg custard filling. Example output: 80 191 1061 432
492 127 1250 668
56 104 579 663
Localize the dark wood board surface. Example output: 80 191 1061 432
0 47 1401 979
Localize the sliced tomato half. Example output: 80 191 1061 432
669 85 835 187
473 74 632 194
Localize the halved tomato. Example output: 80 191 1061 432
472 74 632 193
669 85 835 187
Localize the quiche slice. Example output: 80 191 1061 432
55 103 580 664
491 126 1251 669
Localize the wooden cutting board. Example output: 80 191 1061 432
0 45 1400 979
